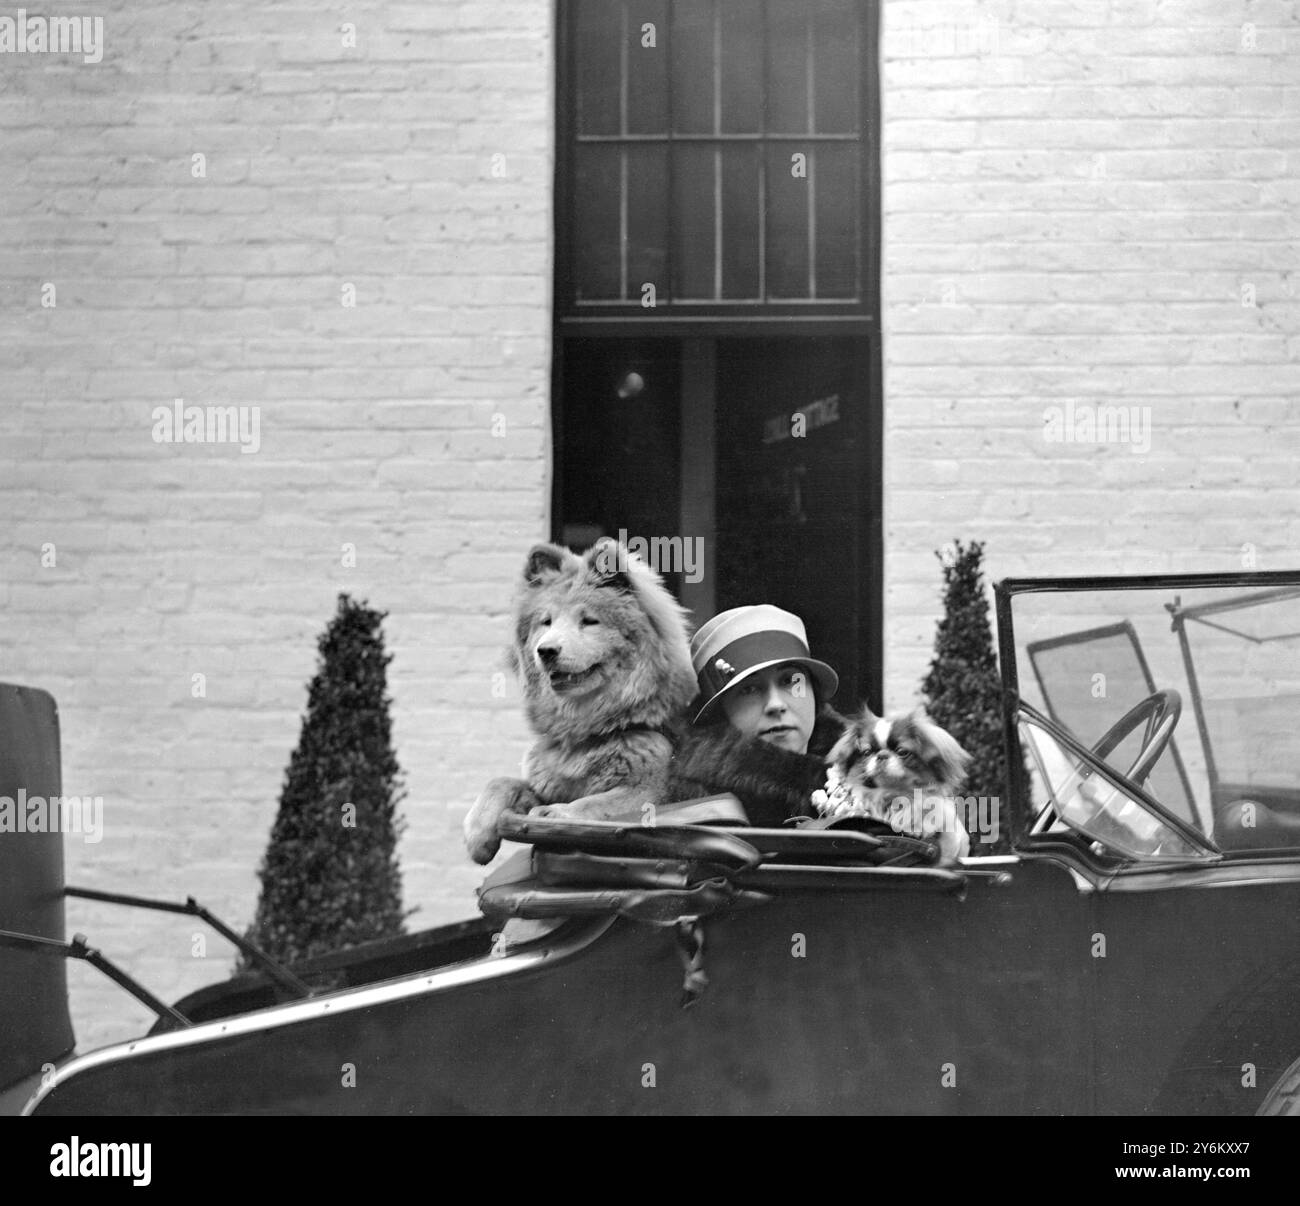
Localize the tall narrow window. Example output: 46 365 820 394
563 0 868 314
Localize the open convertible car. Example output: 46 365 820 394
4 570 1300 1115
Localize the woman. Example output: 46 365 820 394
667 604 848 826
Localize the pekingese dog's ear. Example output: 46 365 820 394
909 708 970 789
826 706 876 768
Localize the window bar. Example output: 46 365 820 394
854 6 863 294
620 149 629 300
577 132 856 142
806 5 816 136
808 146 817 301
577 132 857 142
666 0 675 304
715 151 723 300
713 0 722 300
806 8 816 300
620 0 629 299
620 0 629 137
757 143 766 302
760 0 769 301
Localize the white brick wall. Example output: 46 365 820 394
0 0 553 1052
881 0 1300 707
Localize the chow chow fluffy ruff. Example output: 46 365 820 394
463 539 697 864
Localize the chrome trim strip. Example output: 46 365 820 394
22 915 617 1116
1013 845 1300 894
1102 861 1300 893
999 570 1300 596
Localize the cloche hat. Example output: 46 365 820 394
690 604 838 724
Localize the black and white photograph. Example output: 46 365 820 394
1 0 1298 1158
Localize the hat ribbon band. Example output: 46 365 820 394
699 630 812 699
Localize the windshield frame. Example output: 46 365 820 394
994 569 1300 850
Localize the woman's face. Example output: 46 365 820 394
720 663 816 754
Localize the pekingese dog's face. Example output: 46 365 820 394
827 706 970 797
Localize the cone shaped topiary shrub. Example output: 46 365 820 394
920 540 1026 855
242 594 408 970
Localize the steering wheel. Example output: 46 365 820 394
1089 689 1181 787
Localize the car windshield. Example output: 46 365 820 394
1010 583 1300 858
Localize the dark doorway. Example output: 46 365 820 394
714 336 873 706
555 335 881 709
558 338 685 597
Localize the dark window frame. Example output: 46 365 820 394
554 0 881 336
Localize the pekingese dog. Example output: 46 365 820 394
812 706 972 864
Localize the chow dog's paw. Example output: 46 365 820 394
529 799 610 822
464 777 540 864
530 785 653 824
528 801 575 820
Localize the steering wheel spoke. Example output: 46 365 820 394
1092 689 1181 787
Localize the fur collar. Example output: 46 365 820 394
667 704 849 827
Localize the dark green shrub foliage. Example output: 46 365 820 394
920 540 1024 854
242 594 408 968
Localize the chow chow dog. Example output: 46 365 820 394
814 706 972 863
463 538 697 864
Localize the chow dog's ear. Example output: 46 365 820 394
524 543 576 585
583 537 632 590
579 537 695 706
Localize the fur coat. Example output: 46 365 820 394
665 704 849 827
